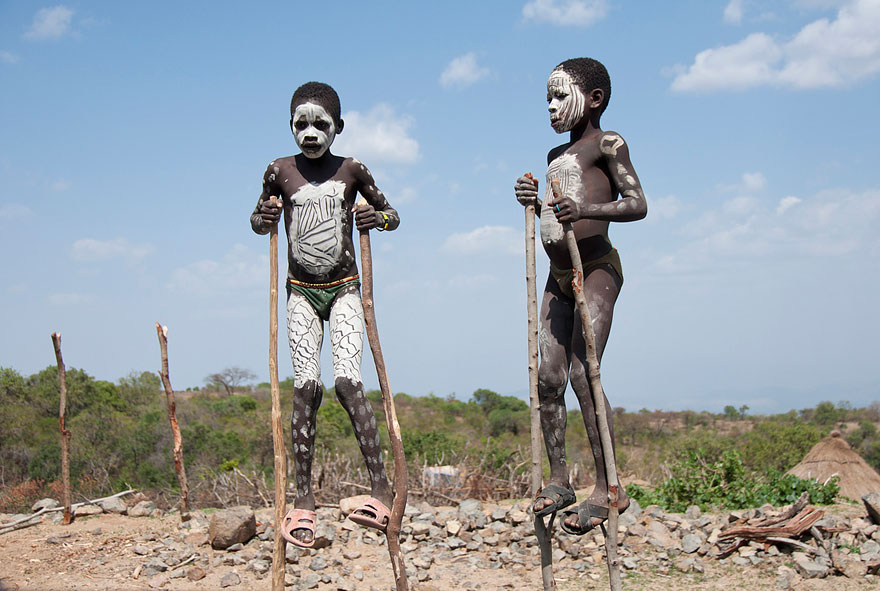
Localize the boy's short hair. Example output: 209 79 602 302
290 82 342 126
555 58 611 116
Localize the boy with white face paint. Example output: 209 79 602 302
251 81 400 547
514 58 647 535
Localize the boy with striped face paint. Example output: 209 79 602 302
514 58 647 535
251 81 400 547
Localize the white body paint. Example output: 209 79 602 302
600 133 624 157
287 291 323 388
541 153 583 245
287 288 365 388
547 69 586 134
289 180 347 277
329 291 364 384
292 102 337 159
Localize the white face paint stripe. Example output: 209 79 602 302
547 69 586 133
292 102 337 159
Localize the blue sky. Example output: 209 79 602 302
2 1 878 414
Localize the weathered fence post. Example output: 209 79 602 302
50 332 73 525
155 323 190 520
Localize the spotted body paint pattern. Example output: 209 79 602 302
289 180 346 277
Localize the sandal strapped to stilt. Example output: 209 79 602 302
560 499 630 536
533 483 576 517
347 497 390 532
280 508 317 548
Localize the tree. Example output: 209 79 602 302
723 405 739 420
205 367 256 396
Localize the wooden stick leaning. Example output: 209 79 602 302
155 323 191 521
523 174 557 591
550 179 622 591
267 196 287 591
356 198 409 591
50 332 73 526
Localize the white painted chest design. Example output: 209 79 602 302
288 180 346 276
541 153 583 245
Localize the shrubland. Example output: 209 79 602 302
0 365 874 513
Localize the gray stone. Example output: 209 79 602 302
31 498 59 512
446 536 466 549
74 503 103 516
249 559 270 574
312 522 335 549
864 493 880 525
458 498 482 517
792 552 829 578
226 543 243 552
300 573 321 589
98 496 128 514
129 500 158 517
133 544 152 556
219 572 241 587
209 506 257 550
490 506 507 522
147 575 169 588
622 557 639 570
309 555 328 571
681 533 701 554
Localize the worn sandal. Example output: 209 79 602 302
560 499 630 536
280 508 317 548
533 483 576 517
347 497 390 531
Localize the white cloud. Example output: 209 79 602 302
71 237 154 263
777 195 802 215
440 53 490 88
742 172 767 192
24 6 74 41
653 186 880 274
522 0 608 27
1 51 20 64
724 0 745 24
671 0 880 91
333 104 419 165
442 226 523 256
394 186 418 204
51 179 71 192
0 203 33 221
649 195 683 221
167 244 266 296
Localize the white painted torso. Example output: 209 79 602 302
541 153 583 247
288 179 347 276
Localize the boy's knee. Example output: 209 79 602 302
538 366 567 399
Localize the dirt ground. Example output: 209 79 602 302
0 509 874 591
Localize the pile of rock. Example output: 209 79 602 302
10 492 880 590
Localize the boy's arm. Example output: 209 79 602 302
586 133 647 222
250 165 282 235
352 161 400 232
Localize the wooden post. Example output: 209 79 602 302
357 199 409 591
50 333 73 525
267 196 287 591
523 174 556 591
550 179 622 591
155 323 190 520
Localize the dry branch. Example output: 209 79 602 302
551 179 622 591
155 323 190 520
50 332 73 526
358 199 409 591
267 195 287 591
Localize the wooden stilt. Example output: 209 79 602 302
522 175 557 591
357 198 409 591
50 333 73 526
155 323 190 520
551 179 622 591
267 196 287 591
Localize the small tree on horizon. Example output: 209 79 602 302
205 367 256 396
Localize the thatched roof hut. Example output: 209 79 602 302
787 431 880 501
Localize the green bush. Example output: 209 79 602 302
626 450 839 512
